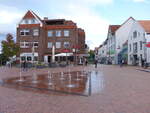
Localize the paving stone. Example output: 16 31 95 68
0 65 150 113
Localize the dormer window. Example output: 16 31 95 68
24 19 29 24
31 19 36 24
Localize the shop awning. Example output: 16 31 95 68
20 53 38 56
146 42 150 48
55 53 73 57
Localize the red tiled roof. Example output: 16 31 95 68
23 10 35 19
138 20 150 33
109 25 120 33
23 10 42 22
31 11 42 21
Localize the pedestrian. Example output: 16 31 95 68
144 59 148 69
23 60 27 71
141 58 144 67
85 58 88 66
94 59 98 68
120 59 123 67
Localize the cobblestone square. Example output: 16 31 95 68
0 65 150 113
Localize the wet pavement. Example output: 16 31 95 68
0 65 150 113
2 68 104 96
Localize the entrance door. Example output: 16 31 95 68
133 55 138 65
48 56 51 63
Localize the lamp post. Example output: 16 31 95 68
72 45 80 65
32 42 35 67
72 48 76 65
52 44 55 63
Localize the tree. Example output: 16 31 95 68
1 34 20 62
0 53 8 65
88 50 95 63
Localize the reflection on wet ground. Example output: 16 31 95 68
1 70 104 96
90 71 104 94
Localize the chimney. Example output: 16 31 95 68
44 17 48 20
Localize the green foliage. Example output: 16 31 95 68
88 50 95 63
0 54 8 65
88 50 95 58
1 34 20 61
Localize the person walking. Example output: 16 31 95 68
120 59 123 67
144 59 148 69
23 60 27 71
85 58 88 66
94 59 98 68
141 58 144 67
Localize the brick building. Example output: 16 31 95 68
17 10 87 64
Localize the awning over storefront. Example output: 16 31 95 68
20 53 38 56
55 53 73 57
146 42 150 48
76 54 90 57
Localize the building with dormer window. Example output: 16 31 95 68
17 10 86 64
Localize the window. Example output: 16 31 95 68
33 29 39 36
48 42 52 48
27 56 32 61
138 32 140 37
133 31 137 38
24 19 29 24
34 42 38 48
20 29 30 36
20 42 24 48
64 30 69 37
64 42 70 48
20 42 30 48
133 42 138 53
56 42 61 48
140 54 142 59
140 41 143 50
48 30 53 37
31 19 36 24
25 42 30 47
56 30 61 37
129 44 131 52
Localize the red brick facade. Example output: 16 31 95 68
17 10 86 63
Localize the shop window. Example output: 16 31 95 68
27 56 32 61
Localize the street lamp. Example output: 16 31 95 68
72 48 76 65
32 42 35 67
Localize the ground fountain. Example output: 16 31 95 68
17 71 24 82
1 66 105 96
47 71 53 86
60 72 65 80
32 72 38 84
66 73 76 88
76 72 81 81
80 68 86 77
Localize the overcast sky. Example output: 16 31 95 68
0 0 150 49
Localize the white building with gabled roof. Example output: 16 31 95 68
115 17 136 64
139 20 150 64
